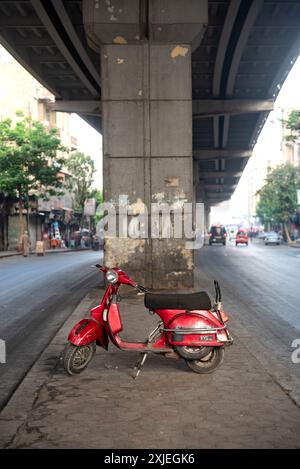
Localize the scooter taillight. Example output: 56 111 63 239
220 309 229 323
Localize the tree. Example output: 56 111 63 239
282 109 300 142
256 163 300 242
0 113 65 243
66 151 96 227
91 188 103 226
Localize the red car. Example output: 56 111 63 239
236 229 248 246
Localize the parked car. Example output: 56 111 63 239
208 225 227 245
257 231 266 239
264 231 282 245
236 229 248 246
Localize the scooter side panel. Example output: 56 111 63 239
107 303 123 335
68 318 109 349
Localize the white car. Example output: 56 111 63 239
264 232 282 245
227 226 238 241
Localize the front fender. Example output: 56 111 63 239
68 318 108 349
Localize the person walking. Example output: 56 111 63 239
21 230 30 257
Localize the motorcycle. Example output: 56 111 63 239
63 265 233 378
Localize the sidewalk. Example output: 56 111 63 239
0 247 91 259
0 288 300 449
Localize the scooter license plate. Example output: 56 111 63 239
200 335 214 341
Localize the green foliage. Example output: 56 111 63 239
282 109 300 142
90 188 103 224
66 151 96 214
256 164 300 225
93 189 103 208
0 114 65 199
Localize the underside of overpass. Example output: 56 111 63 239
0 0 300 288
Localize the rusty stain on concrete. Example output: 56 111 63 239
181 247 193 270
105 238 145 267
164 177 179 187
113 36 127 44
170 45 189 59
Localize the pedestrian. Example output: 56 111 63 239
21 230 30 257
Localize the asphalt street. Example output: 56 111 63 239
195 238 300 405
0 250 103 410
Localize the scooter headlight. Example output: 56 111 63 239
106 269 119 284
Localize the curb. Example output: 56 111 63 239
0 248 98 259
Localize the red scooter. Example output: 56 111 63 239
63 265 233 377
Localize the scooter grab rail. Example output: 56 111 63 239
163 326 228 333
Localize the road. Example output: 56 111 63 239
195 238 300 405
0 250 103 410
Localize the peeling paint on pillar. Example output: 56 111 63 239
113 36 127 44
164 177 179 187
105 238 145 270
170 45 189 59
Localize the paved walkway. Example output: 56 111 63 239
0 286 299 449
0 247 91 258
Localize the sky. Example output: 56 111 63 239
70 114 103 189
211 54 300 226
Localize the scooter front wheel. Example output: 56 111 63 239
186 347 224 374
63 342 96 375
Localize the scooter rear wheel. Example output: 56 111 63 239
186 347 224 374
63 342 96 375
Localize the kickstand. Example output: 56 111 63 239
132 352 148 379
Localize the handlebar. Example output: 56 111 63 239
136 284 149 293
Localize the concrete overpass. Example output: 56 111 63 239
0 0 300 288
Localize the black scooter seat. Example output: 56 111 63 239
144 291 212 311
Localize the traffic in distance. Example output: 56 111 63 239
207 224 285 247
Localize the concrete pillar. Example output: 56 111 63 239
204 205 211 232
83 0 207 289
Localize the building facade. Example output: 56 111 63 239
0 46 78 250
